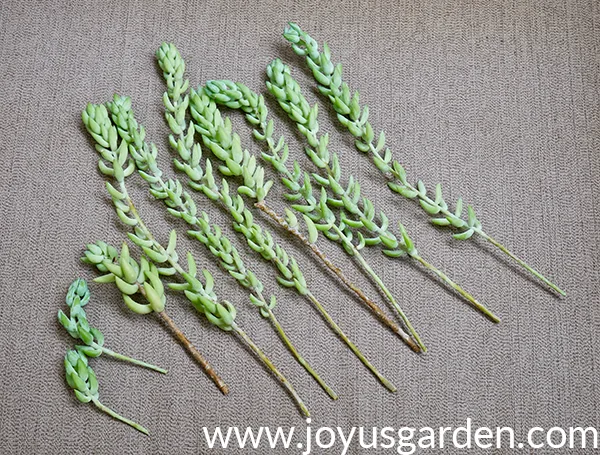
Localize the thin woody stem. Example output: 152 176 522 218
410 253 500 323
304 291 396 392
255 200 420 353
156 310 229 394
258 292 338 400
99 346 168 374
92 398 149 435
232 323 310 417
330 224 427 353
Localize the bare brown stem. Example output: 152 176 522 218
156 310 229 394
256 201 420 353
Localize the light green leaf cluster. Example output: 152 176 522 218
282 23 481 239
83 242 167 314
104 96 277 319
58 279 105 357
203 81 337 248
189 88 273 201
59 276 168 373
265 59 415 258
64 349 150 435
61 278 157 434
64 349 100 404
58 279 105 356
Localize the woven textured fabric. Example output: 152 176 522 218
0 0 598 453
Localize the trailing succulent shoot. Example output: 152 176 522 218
82 102 229 394
58 278 167 374
203 79 421 353
282 22 565 297
103 91 336 402
154 53 396 391
265 58 500 329
64 349 150 435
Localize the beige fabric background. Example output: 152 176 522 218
0 0 598 453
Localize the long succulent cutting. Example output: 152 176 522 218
102 94 336 401
282 22 565 297
58 278 167 374
64 349 150 435
265 58 499 328
202 78 424 351
156 44 397 389
84 100 314 413
82 102 228 394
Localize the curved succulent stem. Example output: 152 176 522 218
99 346 168 374
232 323 310 417
256 200 420 352
410 253 500 323
303 291 396 392
92 398 149 435
260 292 338 400
330 224 427 352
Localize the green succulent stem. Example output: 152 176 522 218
116 184 230 393
330 224 427 352
145 174 334 398
265 57 497 328
98 345 167 374
393 178 565 297
255 200 420 352
60 279 168 373
232 323 310 416
99 94 327 406
476 230 565 296
91 398 149 435
83 100 230 394
159 81 392 387
258 291 338 400
65 349 150 435
283 22 564 297
123 139 335 400
304 291 396 392
410 253 500 323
